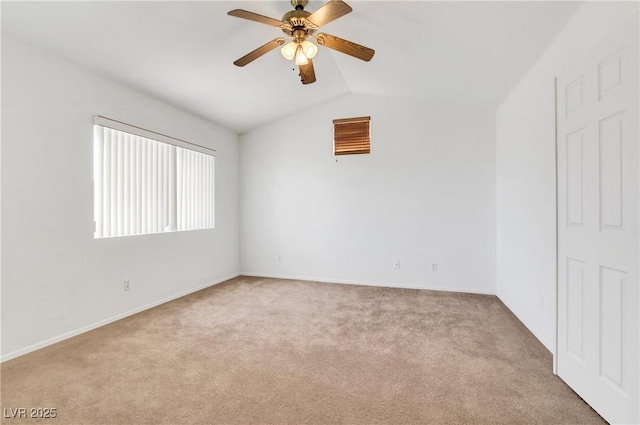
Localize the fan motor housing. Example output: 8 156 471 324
281 9 313 36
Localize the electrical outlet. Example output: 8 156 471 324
124 280 131 291
394 260 401 270
431 262 438 272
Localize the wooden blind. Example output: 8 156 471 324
333 116 370 155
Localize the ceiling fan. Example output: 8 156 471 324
228 0 375 85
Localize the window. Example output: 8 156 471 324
93 116 215 239
333 116 371 155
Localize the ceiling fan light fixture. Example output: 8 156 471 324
281 40 317 64
281 41 298 61
300 40 318 59
294 44 309 65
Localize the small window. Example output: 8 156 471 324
93 116 215 239
333 116 370 156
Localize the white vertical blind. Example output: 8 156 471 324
94 123 215 239
175 148 215 232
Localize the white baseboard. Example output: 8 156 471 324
1 273 240 363
497 293 554 354
240 272 496 296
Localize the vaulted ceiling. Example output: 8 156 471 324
2 1 581 134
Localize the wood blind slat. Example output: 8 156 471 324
333 116 370 125
336 147 369 151
336 142 369 146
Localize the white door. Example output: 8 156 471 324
557 17 639 425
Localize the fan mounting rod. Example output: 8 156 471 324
291 0 308 9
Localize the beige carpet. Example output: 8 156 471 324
1 276 604 424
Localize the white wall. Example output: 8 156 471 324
496 2 639 351
240 94 496 294
1 37 240 360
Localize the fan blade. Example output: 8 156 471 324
299 59 317 85
306 0 352 29
233 38 286 67
227 9 285 28
316 33 375 61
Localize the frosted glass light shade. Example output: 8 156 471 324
294 45 308 65
281 41 297 61
300 40 318 59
